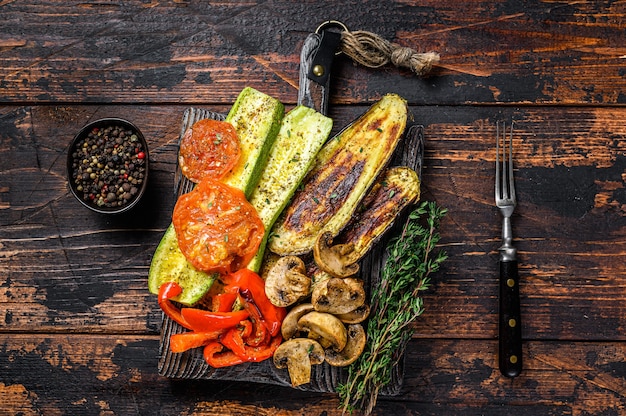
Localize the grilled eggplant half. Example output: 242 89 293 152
334 166 420 256
268 93 408 256
309 166 420 282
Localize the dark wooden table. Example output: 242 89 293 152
2 1 625 415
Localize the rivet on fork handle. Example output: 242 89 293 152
495 121 522 378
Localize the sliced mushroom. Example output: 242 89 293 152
336 303 370 324
264 255 311 307
313 231 360 278
273 338 325 387
281 303 315 340
310 269 332 287
259 251 281 278
298 311 347 352
325 324 367 367
311 277 366 315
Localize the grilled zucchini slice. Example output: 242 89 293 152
222 86 285 198
147 224 217 306
268 93 408 256
247 105 333 272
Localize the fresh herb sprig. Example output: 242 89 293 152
337 201 447 415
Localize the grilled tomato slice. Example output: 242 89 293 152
179 118 241 182
172 178 264 274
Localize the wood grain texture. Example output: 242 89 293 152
1 1 626 414
0 335 623 415
1 1 626 105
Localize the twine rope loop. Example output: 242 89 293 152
340 30 439 77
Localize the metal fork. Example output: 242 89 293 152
495 121 522 378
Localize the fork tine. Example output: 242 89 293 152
507 122 515 202
495 122 501 200
495 121 515 203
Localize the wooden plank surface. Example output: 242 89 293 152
1 1 626 105
1 335 624 415
1 0 626 414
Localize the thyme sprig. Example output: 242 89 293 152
337 201 448 415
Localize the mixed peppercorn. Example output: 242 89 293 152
69 124 147 209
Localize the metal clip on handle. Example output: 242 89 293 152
298 21 347 114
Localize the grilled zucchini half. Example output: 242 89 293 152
247 105 333 272
147 224 217 306
268 93 408 256
222 86 285 198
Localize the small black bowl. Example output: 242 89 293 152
67 118 149 214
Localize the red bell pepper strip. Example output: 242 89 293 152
211 292 238 312
240 294 270 347
242 335 283 363
203 336 282 367
224 269 286 337
221 269 245 290
237 319 253 340
169 330 223 353
220 327 247 359
158 282 193 330
203 342 245 368
181 308 249 332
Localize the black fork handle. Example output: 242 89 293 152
499 259 522 377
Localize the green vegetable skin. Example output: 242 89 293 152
223 87 285 199
148 87 284 305
147 224 216 306
247 105 333 272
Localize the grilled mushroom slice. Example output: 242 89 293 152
298 311 347 352
259 251 281 278
325 324 366 367
311 277 366 315
313 231 360 278
273 338 325 387
281 303 315 340
335 303 370 324
264 255 311 307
